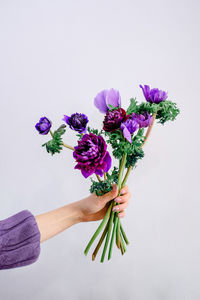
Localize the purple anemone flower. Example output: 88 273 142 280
120 118 139 143
73 133 111 178
35 117 52 135
140 85 168 104
94 88 121 113
63 113 88 134
132 112 152 128
103 108 128 132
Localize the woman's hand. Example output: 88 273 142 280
77 184 131 222
36 184 131 242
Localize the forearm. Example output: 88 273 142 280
35 185 128 243
35 201 83 242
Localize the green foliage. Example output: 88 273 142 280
107 104 119 111
126 98 138 115
125 128 145 168
42 124 66 155
126 148 144 168
87 126 103 136
137 102 158 115
105 130 128 160
90 128 146 194
76 133 83 140
126 97 180 125
127 98 158 115
106 167 119 183
105 128 145 162
156 100 180 124
90 167 119 196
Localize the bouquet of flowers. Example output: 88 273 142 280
35 84 180 262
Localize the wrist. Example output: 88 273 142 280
69 201 84 224
74 199 91 223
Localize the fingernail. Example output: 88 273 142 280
114 197 120 202
112 206 119 212
120 189 125 195
112 184 117 191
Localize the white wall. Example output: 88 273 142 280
0 0 199 299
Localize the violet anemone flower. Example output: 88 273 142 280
94 88 121 113
73 133 111 178
103 108 128 132
63 113 88 134
132 112 152 128
35 117 52 135
139 85 168 104
120 118 139 143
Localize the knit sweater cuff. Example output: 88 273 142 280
0 210 41 270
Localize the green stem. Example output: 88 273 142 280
50 129 75 151
120 231 126 254
101 113 157 260
143 112 157 146
95 174 101 182
62 142 75 151
100 203 115 263
120 240 124 255
108 212 118 260
116 217 120 248
118 153 127 188
120 221 129 245
121 166 132 189
106 153 127 259
92 220 109 261
50 129 54 138
117 217 121 248
84 203 112 256
115 112 158 256
121 112 157 187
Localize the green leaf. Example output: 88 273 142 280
76 133 83 140
126 98 138 115
156 100 180 124
125 128 145 168
87 126 103 136
136 100 180 125
54 124 66 136
90 167 119 196
107 104 120 111
42 124 66 155
105 130 128 160
126 147 144 168
137 101 158 115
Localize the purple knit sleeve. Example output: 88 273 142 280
0 210 41 270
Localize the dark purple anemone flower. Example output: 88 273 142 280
103 108 128 132
132 112 152 128
73 133 111 178
140 85 168 104
63 113 89 134
94 88 121 113
35 117 52 135
120 118 139 143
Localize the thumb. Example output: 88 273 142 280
101 184 118 204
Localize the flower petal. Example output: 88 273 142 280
95 169 104 176
139 85 150 101
81 167 94 178
94 90 108 113
105 88 121 109
121 123 132 143
103 152 112 172
62 115 70 125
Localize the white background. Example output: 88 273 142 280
0 1 199 299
